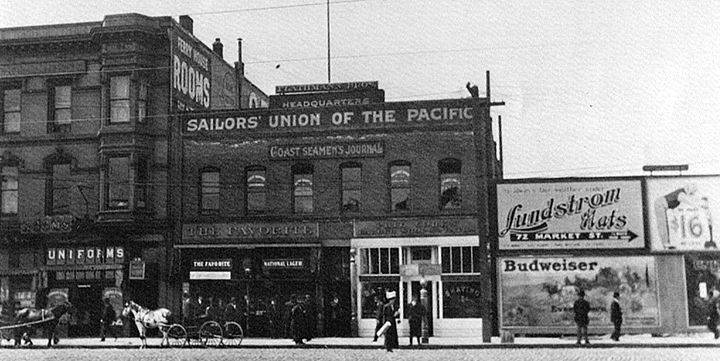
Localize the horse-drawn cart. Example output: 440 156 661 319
166 320 244 347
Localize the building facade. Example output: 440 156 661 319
0 13 266 336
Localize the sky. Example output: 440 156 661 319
2 0 719 179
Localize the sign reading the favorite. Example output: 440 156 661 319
171 28 211 110
182 222 320 241
496 180 644 250
182 98 484 135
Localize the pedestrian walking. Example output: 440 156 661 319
372 295 384 342
283 295 296 339
268 299 282 338
290 295 305 345
303 294 316 342
573 289 590 345
610 292 623 341
206 297 221 323
99 298 116 342
182 292 196 326
707 291 719 339
326 295 342 337
382 290 400 352
407 296 424 346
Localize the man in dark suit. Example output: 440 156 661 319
610 292 623 341
573 289 590 345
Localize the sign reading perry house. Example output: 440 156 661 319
182 222 319 244
182 98 485 136
496 180 644 250
646 176 720 252
269 141 384 160
171 27 211 110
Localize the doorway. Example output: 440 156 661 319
402 280 435 336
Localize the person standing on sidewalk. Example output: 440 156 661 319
99 298 116 342
573 289 590 345
407 296 423 346
372 294 384 342
382 291 400 352
707 291 720 339
610 292 623 341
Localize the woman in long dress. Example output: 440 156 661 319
382 291 399 352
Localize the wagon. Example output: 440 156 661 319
165 320 244 347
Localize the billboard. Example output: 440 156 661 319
275 81 378 94
499 256 660 330
171 27 212 111
646 176 720 251
684 255 720 326
496 180 645 250
269 89 385 109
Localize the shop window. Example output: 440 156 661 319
137 81 148 123
292 163 313 214
341 163 361 213
246 166 266 213
136 156 149 209
389 162 411 212
439 158 461 210
1 166 18 215
441 246 480 273
360 248 399 275
200 169 220 213
360 282 398 319
49 83 72 133
109 75 130 123
2 87 21 133
442 282 482 318
106 156 130 210
49 163 71 215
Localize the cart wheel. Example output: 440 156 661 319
223 322 244 346
199 321 223 347
167 324 187 348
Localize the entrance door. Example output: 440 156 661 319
71 285 101 337
402 279 437 336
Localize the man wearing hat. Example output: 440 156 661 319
382 290 400 352
573 289 591 345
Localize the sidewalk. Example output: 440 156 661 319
3 333 720 349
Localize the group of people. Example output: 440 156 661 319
181 293 245 328
572 290 623 345
372 290 426 352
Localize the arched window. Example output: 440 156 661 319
341 162 361 213
200 168 220 213
439 158 461 210
389 161 411 212
292 163 313 214
246 166 267 213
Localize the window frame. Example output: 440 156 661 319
109 75 131 124
388 161 411 212
199 167 221 214
2 84 22 134
135 155 150 210
1 165 19 216
105 155 131 211
292 163 314 214
439 158 462 210
48 79 73 133
340 162 362 213
245 166 267 214
137 80 148 123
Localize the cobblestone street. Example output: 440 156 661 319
1 347 718 361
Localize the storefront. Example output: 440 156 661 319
351 217 482 337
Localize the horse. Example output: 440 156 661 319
12 301 74 347
122 300 174 348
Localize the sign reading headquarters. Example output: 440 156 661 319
182 98 486 136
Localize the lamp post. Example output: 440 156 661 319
420 278 429 344
349 249 358 337
244 267 251 336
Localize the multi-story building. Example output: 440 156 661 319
0 13 266 336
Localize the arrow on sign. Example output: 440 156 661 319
510 230 638 242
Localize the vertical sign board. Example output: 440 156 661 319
684 255 720 326
496 180 645 250
646 176 720 251
498 256 660 332
171 27 211 111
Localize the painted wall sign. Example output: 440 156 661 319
46 246 125 266
129 260 145 280
354 218 477 238
182 222 319 242
499 256 660 330
269 141 384 160
262 258 305 269
646 176 720 251
276 81 378 94
20 215 75 234
189 271 231 280
269 89 385 109
171 27 211 110
496 180 645 250
191 259 232 271
55 269 115 281
182 98 485 136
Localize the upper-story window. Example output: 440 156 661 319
389 162 411 212
439 158 461 210
341 163 361 213
2 88 21 134
292 163 313 214
1 166 18 215
137 82 148 123
49 83 72 133
246 166 266 213
136 156 149 209
109 76 130 123
50 163 71 215
200 169 220 213
106 156 130 210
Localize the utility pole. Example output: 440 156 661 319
326 0 331 83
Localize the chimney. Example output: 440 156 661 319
179 15 193 34
236 38 245 75
212 38 223 59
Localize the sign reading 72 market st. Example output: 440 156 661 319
496 180 645 250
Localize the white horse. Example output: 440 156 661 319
121 301 173 348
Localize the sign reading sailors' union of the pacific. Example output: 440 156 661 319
182 222 320 242
354 218 478 238
182 98 486 136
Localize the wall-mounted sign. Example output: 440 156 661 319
20 215 75 234
276 81 378 94
14 291 35 308
46 246 125 266
684 254 720 326
499 256 660 331
182 222 319 243
129 259 146 280
400 264 442 277
269 89 385 109
47 288 68 307
262 258 305 269
646 176 720 251
189 259 232 280
496 180 645 250
55 269 116 281
171 27 211 111
269 141 384 160
354 217 477 238
182 98 485 136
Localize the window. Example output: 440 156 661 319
341 163 361 212
137 82 148 122
292 164 313 214
246 167 266 213
50 163 71 214
439 159 461 210
1 166 18 215
441 246 481 273
107 157 130 209
200 169 220 212
360 282 398 319
442 282 482 318
3 88 21 133
50 84 72 132
136 156 149 209
360 247 399 275
389 162 411 211
109 76 130 123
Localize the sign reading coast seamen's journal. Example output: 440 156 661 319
496 180 645 250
